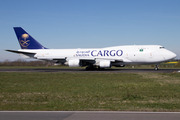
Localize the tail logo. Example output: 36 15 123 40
19 34 30 47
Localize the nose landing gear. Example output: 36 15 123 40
154 64 159 70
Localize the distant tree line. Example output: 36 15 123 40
0 59 51 66
175 61 180 67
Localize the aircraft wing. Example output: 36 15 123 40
37 56 66 61
78 57 130 63
94 57 130 62
78 58 124 63
78 57 131 67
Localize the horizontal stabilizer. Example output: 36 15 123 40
6 49 36 54
6 49 36 59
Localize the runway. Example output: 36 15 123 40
1 111 180 120
0 68 179 73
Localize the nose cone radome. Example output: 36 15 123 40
166 51 177 60
172 52 177 59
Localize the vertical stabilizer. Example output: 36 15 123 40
14 27 47 49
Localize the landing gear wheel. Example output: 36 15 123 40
97 66 105 70
154 67 159 71
97 66 101 70
86 65 95 70
86 67 90 70
154 65 159 71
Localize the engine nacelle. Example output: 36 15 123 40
99 60 111 68
68 59 80 67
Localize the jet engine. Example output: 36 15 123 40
99 60 111 68
68 59 80 67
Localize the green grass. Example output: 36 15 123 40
1 72 180 111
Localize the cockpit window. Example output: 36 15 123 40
160 47 165 49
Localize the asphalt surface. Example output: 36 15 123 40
0 68 179 73
0 111 180 120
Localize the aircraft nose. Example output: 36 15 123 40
172 52 177 59
166 51 177 60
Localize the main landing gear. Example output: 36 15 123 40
86 65 96 70
86 65 105 70
154 64 159 71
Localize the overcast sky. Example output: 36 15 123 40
0 0 180 61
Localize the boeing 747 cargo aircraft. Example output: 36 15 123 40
6 27 177 70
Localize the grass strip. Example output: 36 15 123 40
0 72 180 111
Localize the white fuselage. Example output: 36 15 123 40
18 45 177 67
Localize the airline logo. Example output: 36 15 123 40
75 50 123 57
19 34 30 47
